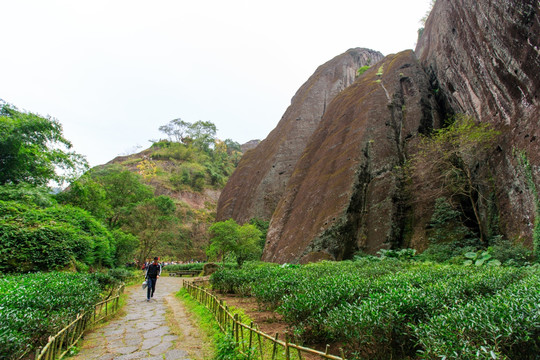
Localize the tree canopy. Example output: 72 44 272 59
0 102 87 186
207 219 263 266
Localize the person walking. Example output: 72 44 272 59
145 257 161 301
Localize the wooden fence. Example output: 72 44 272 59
34 284 125 360
184 280 346 360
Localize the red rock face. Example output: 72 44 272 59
217 48 383 224
263 51 441 263
416 0 540 245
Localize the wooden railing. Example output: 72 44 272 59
184 280 346 360
34 284 125 360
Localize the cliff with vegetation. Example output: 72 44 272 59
218 0 539 263
415 0 540 249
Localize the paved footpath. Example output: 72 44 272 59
72 277 205 360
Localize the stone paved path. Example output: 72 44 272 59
72 277 205 360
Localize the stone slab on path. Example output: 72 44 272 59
72 277 206 360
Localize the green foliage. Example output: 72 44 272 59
463 250 501 267
210 261 533 359
0 272 106 359
58 165 154 229
409 115 500 243
0 183 56 207
170 162 208 191
166 263 205 271
111 229 139 265
0 200 118 272
208 220 263 267
214 333 252 360
356 65 370 77
414 269 540 359
0 102 88 186
249 218 269 248
420 197 479 263
515 150 540 259
120 195 179 264
158 118 217 153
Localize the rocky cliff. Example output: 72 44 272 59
217 48 384 224
416 0 540 246
219 0 539 263
263 51 441 263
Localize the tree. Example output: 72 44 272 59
207 219 239 264
408 115 500 244
158 118 217 153
236 224 263 266
207 219 262 266
120 195 179 265
91 166 154 228
158 118 191 143
187 120 217 152
0 102 88 186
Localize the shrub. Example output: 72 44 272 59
0 272 106 359
0 200 115 272
415 269 540 359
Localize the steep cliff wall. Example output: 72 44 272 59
217 48 384 224
263 51 441 263
416 0 540 245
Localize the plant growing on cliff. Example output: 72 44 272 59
408 115 500 244
515 150 540 258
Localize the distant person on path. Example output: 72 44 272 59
145 257 162 301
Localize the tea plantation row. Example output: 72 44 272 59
210 260 539 359
0 271 128 359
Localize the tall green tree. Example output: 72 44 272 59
60 166 154 228
207 219 262 266
120 195 178 265
0 102 87 186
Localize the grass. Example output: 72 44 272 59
176 288 218 359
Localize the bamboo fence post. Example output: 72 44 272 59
271 333 279 360
296 347 303 360
234 314 239 344
257 328 264 360
340 348 346 360
240 322 245 352
249 322 253 352
285 334 290 360
325 345 329 355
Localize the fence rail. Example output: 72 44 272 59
183 280 346 360
34 284 125 360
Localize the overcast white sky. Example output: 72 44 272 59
1 0 433 166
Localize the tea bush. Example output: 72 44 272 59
415 269 540 359
0 272 106 359
210 261 535 359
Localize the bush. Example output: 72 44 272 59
107 268 134 282
0 272 106 359
210 261 531 359
0 200 115 272
415 269 540 359
488 236 533 266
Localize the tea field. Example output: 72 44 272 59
210 260 540 360
0 271 124 359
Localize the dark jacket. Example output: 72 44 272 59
146 263 161 278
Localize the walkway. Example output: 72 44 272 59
72 277 207 360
